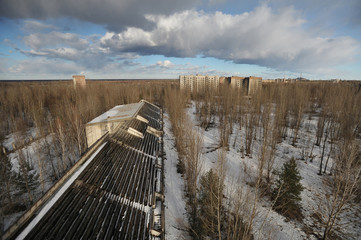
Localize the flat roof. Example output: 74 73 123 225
87 102 143 125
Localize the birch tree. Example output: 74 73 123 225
316 140 361 240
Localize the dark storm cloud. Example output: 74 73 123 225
0 0 200 31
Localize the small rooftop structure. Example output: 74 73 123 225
88 102 142 125
73 75 86 89
85 100 159 147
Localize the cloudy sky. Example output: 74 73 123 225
0 0 360 80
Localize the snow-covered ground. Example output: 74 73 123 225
163 114 191 240
164 102 361 240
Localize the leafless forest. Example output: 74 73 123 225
1 80 361 239
166 82 361 239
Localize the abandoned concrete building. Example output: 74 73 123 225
179 74 220 92
73 75 86 89
229 76 263 95
3 100 164 240
179 74 262 95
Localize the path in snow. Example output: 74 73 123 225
163 114 191 240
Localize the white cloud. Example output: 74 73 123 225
23 20 57 32
21 48 79 59
9 58 81 75
101 29 156 51
20 31 139 69
156 60 172 68
100 5 360 73
8 3 361 78
23 31 89 50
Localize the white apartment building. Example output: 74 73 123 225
180 74 220 91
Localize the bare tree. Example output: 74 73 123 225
273 85 289 143
70 105 86 155
225 181 253 240
215 149 227 240
316 111 327 146
243 99 258 157
185 128 204 223
34 143 46 194
0 146 13 204
17 148 34 204
323 118 338 174
290 85 309 146
316 140 361 240
197 149 225 240
54 117 68 175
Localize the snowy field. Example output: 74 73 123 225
164 102 361 240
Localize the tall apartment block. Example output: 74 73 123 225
180 74 220 92
230 76 262 95
180 74 262 95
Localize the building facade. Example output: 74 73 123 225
248 76 263 94
180 74 220 92
229 76 262 95
73 75 86 89
230 76 246 88
180 74 262 95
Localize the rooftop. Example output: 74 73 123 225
87 102 143 125
4 100 164 240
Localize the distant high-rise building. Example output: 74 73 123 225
248 76 262 94
180 74 262 95
180 74 219 92
73 75 86 89
219 76 226 84
230 76 246 88
229 76 262 95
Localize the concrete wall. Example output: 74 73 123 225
230 76 262 95
86 121 122 147
230 76 246 88
73 75 86 89
248 76 262 94
86 124 104 147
